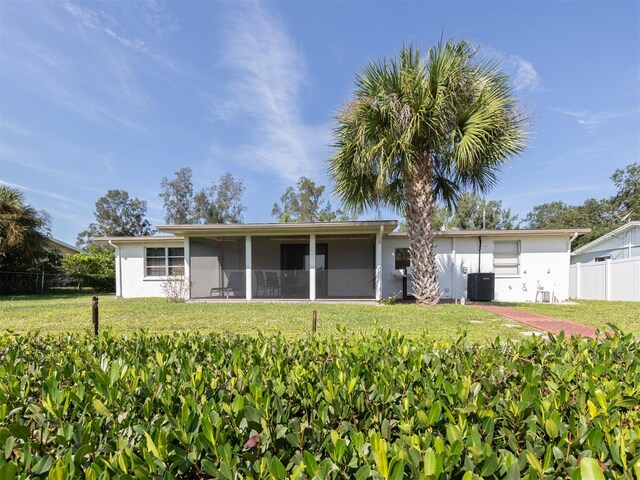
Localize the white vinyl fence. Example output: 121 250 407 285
569 257 640 301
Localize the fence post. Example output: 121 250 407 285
312 310 317 333
41 271 45 293
605 259 611 301
92 296 99 336
575 263 581 299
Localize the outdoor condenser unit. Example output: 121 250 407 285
467 273 495 301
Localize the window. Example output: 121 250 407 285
594 255 611 262
145 247 184 277
395 248 411 270
493 241 520 276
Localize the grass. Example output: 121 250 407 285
502 300 640 335
0 293 535 341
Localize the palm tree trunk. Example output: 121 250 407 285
404 152 440 305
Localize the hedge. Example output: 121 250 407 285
0 330 638 478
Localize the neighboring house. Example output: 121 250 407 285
571 221 640 264
94 221 589 302
48 238 82 256
569 222 640 302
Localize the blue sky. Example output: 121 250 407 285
1 0 639 245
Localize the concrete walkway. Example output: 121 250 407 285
471 304 602 339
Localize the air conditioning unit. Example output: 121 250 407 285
467 273 495 301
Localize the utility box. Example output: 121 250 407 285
467 273 495 301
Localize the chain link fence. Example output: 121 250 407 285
0 271 114 295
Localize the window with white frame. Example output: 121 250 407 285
493 241 520 276
145 247 184 277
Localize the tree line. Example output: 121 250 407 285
1 161 637 287
75 169 355 249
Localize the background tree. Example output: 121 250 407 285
160 167 195 224
161 168 245 224
272 177 353 223
193 172 246 223
611 162 639 221
331 42 527 305
524 198 617 249
0 186 57 272
77 190 153 247
434 192 518 230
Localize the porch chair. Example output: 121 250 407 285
210 271 245 298
265 271 280 297
254 271 267 297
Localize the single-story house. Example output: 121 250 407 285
48 238 82 256
95 221 589 302
571 221 639 264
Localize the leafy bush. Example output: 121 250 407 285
0 331 638 478
61 245 115 291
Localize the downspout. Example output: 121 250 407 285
478 236 482 273
568 232 579 255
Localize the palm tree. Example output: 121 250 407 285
330 41 528 305
0 185 49 268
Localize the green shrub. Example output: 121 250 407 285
0 331 638 478
61 245 115 291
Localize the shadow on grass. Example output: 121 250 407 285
0 289 113 302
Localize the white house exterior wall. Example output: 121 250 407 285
381 235 572 302
118 241 185 298
115 234 573 302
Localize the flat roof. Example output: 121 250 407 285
93 235 183 244
388 228 591 238
93 223 591 245
156 220 399 236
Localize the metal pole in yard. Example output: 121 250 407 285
41 271 45 293
312 310 317 333
92 296 99 336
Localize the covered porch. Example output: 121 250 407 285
157 221 397 302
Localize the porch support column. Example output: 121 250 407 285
375 225 383 301
112 243 122 298
245 235 252 301
183 236 191 301
309 234 316 301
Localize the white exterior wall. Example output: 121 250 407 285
117 241 185 298
382 235 572 302
116 234 574 302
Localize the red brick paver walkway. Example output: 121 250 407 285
471 304 602 339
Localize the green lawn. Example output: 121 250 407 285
503 300 640 336
0 293 535 341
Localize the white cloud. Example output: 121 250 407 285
0 180 92 208
480 47 541 93
0 1 184 132
210 1 331 183
62 1 149 55
507 56 540 92
553 108 640 133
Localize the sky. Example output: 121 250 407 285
1 0 639 245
